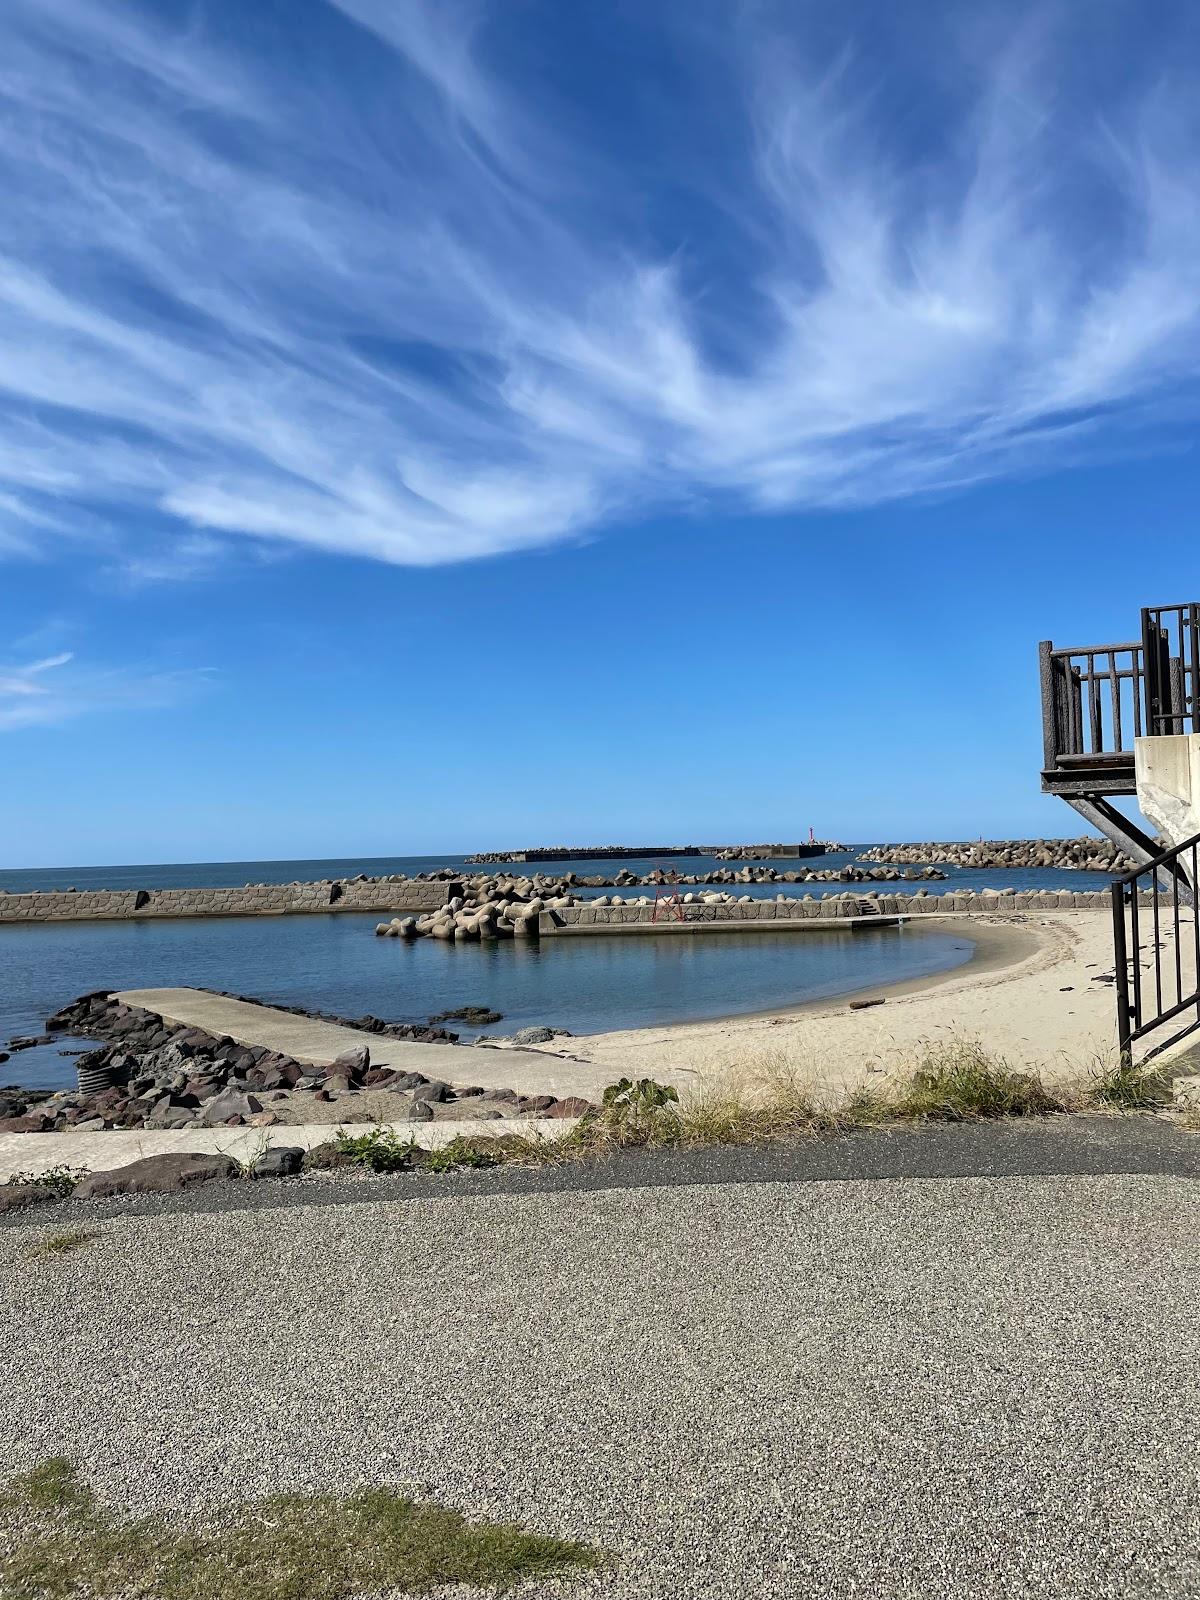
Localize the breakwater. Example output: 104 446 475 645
466 841 847 863
539 886 1124 933
0 878 456 924
466 845 702 863
859 838 1134 872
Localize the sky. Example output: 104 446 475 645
2 0 1199 866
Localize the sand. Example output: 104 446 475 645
566 910 1199 1100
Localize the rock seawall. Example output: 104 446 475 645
859 838 1134 872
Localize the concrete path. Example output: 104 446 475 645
0 1117 576 1180
3 1131 1199 1598
115 988 648 1100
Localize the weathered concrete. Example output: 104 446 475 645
0 1118 576 1181
0 879 457 924
544 889 1126 935
1136 733 1200 855
113 989 655 1101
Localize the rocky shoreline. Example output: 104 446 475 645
0 992 594 1135
859 837 1135 872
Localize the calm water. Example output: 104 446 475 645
1 846 1114 1094
0 848 1120 896
1 913 975 1092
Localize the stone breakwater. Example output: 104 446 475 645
0 992 593 1134
378 880 1130 942
373 867 949 942
0 877 457 924
545 885 1132 930
859 837 1135 873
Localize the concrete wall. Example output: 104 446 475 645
1135 733 1200 854
0 879 458 924
546 888 1128 933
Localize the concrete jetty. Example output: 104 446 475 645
112 989 647 1102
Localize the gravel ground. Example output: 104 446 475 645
2 1140 1199 1598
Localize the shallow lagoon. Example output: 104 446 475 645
1 913 975 1091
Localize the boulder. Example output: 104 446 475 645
200 1090 262 1127
0 1113 53 1133
411 1080 451 1104
513 1026 555 1046
517 1094 556 1114
546 1096 593 1118
302 1141 354 1170
0 1185 51 1213
331 1044 370 1075
404 1099 435 1121
74 1153 239 1199
252 1146 304 1178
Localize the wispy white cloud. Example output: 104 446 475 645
0 0 1198 570
0 651 213 732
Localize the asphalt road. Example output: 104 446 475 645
2 1118 1198 1598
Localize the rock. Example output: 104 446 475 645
144 1108 197 1130
74 1153 239 1199
0 1114 52 1133
546 1096 593 1117
252 1146 304 1178
404 1099 435 1121
200 1090 262 1127
517 1094 557 1113
331 1044 370 1075
302 1141 354 1170
0 1185 51 1213
246 1110 280 1127
411 1080 451 1103
512 1026 555 1046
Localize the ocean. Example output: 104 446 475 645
0 847 1116 1092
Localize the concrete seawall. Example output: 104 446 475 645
0 879 460 924
541 887 1127 934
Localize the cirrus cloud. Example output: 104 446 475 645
0 0 1198 570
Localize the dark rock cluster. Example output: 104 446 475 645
0 992 594 1134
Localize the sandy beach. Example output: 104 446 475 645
572 910 1199 1100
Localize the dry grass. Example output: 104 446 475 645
0 1458 601 1600
26 1229 98 1262
432 1039 1070 1172
1086 1054 1175 1110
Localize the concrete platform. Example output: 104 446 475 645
0 1118 576 1180
113 988 618 1100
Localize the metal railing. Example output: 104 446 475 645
1111 830 1200 1061
1143 603 1199 735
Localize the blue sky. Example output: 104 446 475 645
2 0 1199 866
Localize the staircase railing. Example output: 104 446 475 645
1143 603 1200 736
1111 831 1200 1061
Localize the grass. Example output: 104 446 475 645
0 1458 602 1600
4 1167 89 1198
888 1040 1066 1121
26 1229 98 1261
400 1041 1073 1172
1087 1054 1175 1110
